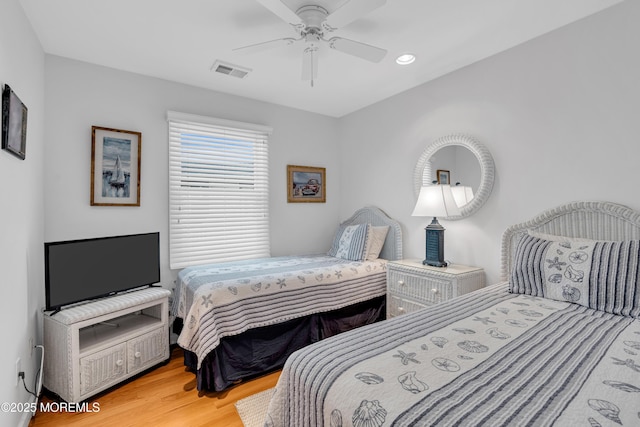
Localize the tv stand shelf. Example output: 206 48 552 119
43 287 171 403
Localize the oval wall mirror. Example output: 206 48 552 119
413 134 495 220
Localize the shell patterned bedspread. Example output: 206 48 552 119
174 255 387 368
266 283 640 426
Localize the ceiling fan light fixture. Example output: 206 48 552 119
396 53 416 65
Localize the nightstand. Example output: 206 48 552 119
386 259 485 318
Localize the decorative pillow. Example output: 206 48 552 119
364 226 390 261
510 234 640 318
328 223 369 261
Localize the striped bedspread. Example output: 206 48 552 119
175 255 387 368
266 283 640 426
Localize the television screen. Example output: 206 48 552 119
45 232 160 311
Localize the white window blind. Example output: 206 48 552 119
167 111 272 269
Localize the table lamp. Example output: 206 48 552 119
412 184 461 267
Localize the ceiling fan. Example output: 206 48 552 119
235 0 387 85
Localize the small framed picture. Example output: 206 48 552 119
437 169 450 185
287 165 325 203
91 126 141 206
1 84 28 160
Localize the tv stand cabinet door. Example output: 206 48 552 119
127 327 169 373
79 343 127 397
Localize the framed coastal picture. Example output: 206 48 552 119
287 165 325 203
91 126 141 206
1 84 28 160
436 169 450 185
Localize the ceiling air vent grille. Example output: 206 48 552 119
211 60 251 79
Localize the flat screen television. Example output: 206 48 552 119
44 232 160 312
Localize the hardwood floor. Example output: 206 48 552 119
29 346 280 427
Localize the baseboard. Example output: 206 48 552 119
17 395 38 427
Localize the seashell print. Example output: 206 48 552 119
250 282 262 292
569 251 589 264
505 319 528 328
624 341 640 350
228 286 238 295
546 256 567 270
352 400 387 427
579 245 589 250
517 309 543 317
297 276 306 284
511 302 530 306
496 307 509 315
548 273 563 284
564 265 584 283
393 350 420 365
559 242 572 249
330 409 343 427
562 285 581 302
398 371 428 394
431 357 461 372
538 303 557 310
457 340 489 353
420 344 428 351
624 348 637 356
431 336 448 348
557 249 564 256
587 399 622 425
315 274 325 281
486 327 511 340
188 315 196 329
355 372 384 385
603 380 640 393
458 355 474 360
453 328 476 334
587 417 602 427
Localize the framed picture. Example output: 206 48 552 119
1 84 28 160
91 126 141 206
437 169 450 185
287 165 325 203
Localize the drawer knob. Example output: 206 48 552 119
431 288 439 294
398 307 405 313
398 280 405 286
134 351 142 358
115 359 123 367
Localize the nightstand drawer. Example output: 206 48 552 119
387 295 429 318
387 269 451 304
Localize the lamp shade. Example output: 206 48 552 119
412 184 461 217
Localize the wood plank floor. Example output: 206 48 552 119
29 346 280 427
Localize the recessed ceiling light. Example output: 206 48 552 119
396 53 416 65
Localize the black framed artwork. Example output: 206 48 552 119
1 84 28 160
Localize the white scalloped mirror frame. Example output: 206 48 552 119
414 134 495 220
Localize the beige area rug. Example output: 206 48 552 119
235 388 275 427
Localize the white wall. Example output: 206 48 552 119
339 1 640 285
0 1 45 426
44 56 341 290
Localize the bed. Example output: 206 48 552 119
265 201 640 426
173 206 403 391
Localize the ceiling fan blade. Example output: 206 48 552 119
328 37 387 62
255 0 301 25
233 37 297 54
324 0 386 28
301 47 319 82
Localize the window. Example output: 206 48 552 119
167 111 272 269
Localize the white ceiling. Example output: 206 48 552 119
20 0 621 117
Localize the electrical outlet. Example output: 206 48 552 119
15 358 21 386
29 338 34 357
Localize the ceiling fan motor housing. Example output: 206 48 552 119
296 5 330 33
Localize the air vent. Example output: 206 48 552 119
211 60 251 79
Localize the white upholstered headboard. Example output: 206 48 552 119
341 206 403 261
501 201 640 281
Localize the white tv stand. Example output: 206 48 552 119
43 287 171 403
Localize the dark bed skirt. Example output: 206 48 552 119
180 295 386 391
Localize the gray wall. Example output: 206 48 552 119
338 1 640 284
0 1 45 426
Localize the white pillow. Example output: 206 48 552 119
365 226 390 260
